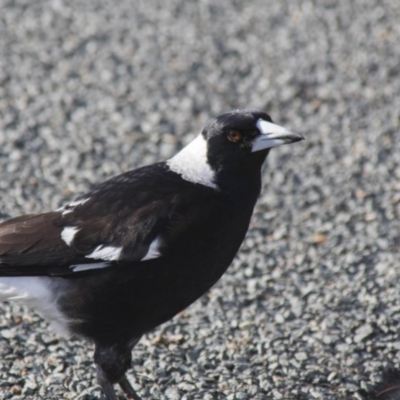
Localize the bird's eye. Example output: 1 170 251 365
227 130 242 142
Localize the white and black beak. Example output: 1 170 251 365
252 119 304 152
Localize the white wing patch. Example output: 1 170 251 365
58 198 90 216
86 245 122 261
70 262 110 272
142 237 162 261
167 134 218 189
61 227 80 246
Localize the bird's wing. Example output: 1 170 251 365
0 163 218 277
0 212 76 272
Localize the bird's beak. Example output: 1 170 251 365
251 119 304 152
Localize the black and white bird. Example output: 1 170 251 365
0 110 303 400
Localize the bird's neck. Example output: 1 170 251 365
215 168 262 208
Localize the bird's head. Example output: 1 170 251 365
204 110 303 173
167 110 303 193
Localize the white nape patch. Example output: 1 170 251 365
58 198 90 216
71 262 110 272
0 277 70 336
142 237 162 261
166 134 218 189
86 245 122 261
61 227 80 246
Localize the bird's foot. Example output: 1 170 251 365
119 376 142 400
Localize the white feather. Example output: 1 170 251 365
0 277 70 336
71 262 110 272
61 227 79 246
142 237 162 261
86 245 122 261
58 198 90 215
167 134 218 189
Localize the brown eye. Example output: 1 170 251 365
228 130 242 142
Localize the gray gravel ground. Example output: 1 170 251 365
0 0 399 399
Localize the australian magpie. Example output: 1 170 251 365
0 110 303 399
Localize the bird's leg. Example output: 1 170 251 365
119 375 142 400
94 342 138 400
118 338 142 400
96 365 118 400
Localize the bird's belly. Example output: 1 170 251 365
61 245 240 341
60 216 251 341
